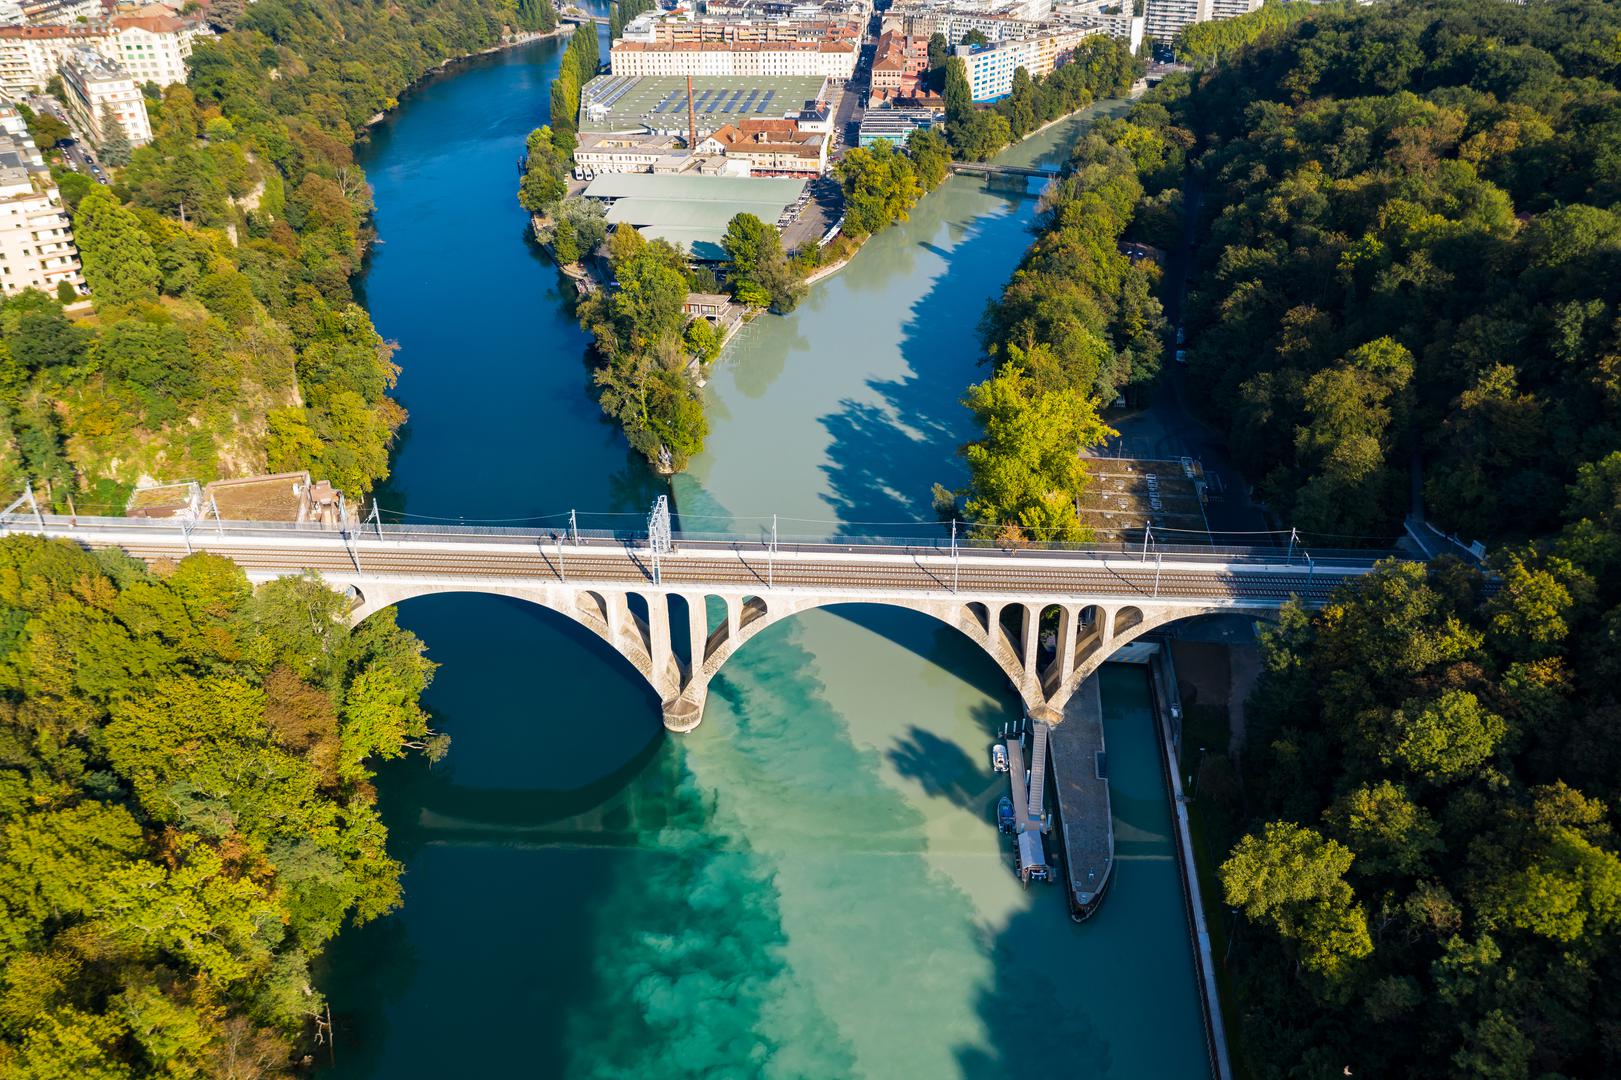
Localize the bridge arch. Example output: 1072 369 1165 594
342 579 1279 732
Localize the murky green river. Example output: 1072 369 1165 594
318 32 1208 1079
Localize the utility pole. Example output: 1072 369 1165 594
768 513 777 589
1141 522 1152 563
1286 526 1298 564
367 500 383 541
210 493 224 537
26 481 42 533
335 492 363 573
648 495 671 585
951 518 959 593
556 535 567 582
1154 550 1162 597
569 509 579 547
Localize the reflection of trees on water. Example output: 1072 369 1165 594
723 315 810 402
819 194 1040 527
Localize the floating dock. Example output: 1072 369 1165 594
1002 724 1051 883
1047 675 1115 920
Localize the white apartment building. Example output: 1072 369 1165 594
0 12 204 96
955 26 1096 101
610 40 858 81
1056 0 1146 49
0 24 107 95
1143 0 1259 43
0 105 82 297
108 11 207 88
61 47 151 149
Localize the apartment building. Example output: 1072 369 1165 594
61 46 151 149
955 26 1097 101
619 11 861 46
1143 0 1259 43
610 39 858 81
109 9 207 88
0 105 82 297
0 10 204 96
870 31 929 94
697 117 828 175
1055 0 1146 48
883 3 1059 45
19 0 100 25
0 24 106 95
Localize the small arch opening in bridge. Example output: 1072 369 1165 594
1072 604 1107 673
739 595 768 632
1036 603 1066 694
996 603 1024 658
703 594 732 666
1115 606 1145 640
577 589 609 630
965 601 990 636
667 594 696 668
625 593 652 654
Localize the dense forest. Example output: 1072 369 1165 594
1140 1 1621 1076
944 95 1178 542
1 0 557 512
0 538 442 1074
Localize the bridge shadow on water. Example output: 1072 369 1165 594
318 591 670 1078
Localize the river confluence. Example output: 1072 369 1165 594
317 33 1208 1079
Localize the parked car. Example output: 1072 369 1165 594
1175 349 1187 364
1175 325 1185 345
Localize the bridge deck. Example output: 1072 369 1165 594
948 162 1058 179
5 516 1382 607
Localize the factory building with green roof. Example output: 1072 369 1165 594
582 173 807 261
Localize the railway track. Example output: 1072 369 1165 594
97 537 1347 604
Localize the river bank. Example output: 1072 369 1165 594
363 26 577 129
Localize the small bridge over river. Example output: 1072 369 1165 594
4 498 1394 732
948 161 1060 180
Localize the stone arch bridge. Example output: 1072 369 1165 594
9 514 1387 731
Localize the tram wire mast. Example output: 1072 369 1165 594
951 518 959 593
648 495 672 585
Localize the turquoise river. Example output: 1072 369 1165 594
317 30 1209 1079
